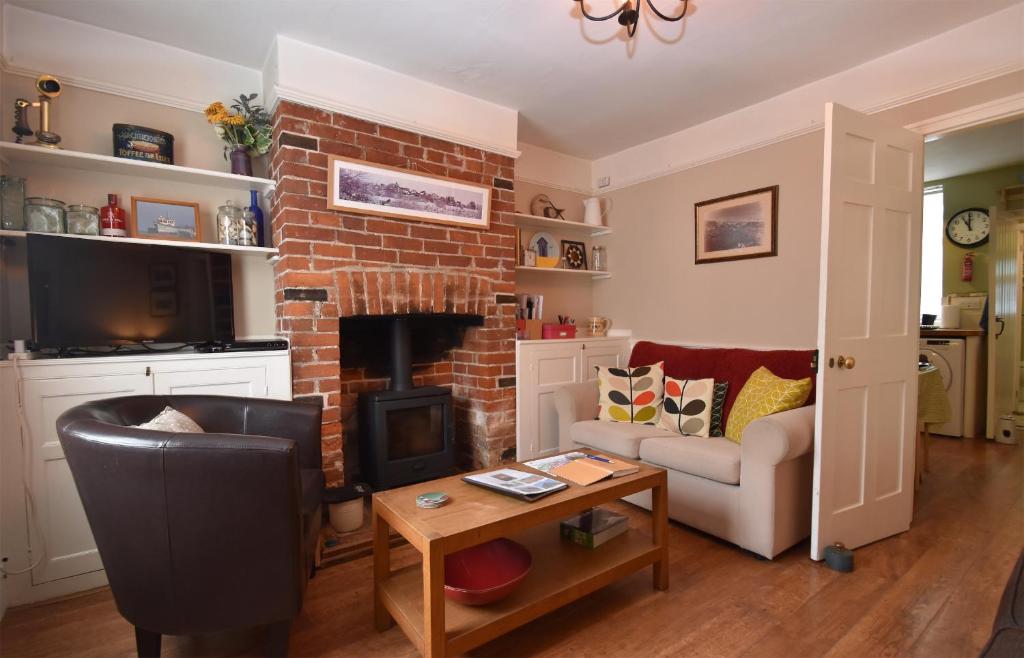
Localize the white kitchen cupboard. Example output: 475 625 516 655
515 337 630 460
0 350 291 606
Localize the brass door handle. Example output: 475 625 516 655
836 355 856 369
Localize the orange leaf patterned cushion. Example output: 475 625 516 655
596 362 664 425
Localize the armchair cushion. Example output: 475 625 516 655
639 435 741 485
135 406 204 433
570 420 675 459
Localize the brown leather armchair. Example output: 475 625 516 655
56 395 324 658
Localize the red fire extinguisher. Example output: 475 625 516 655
961 251 975 282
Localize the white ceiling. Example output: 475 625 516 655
9 0 1020 159
925 118 1024 182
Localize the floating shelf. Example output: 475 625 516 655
516 266 611 280
0 142 275 194
513 212 612 237
0 229 278 257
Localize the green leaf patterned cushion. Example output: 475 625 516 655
709 381 729 437
596 362 664 425
658 377 714 437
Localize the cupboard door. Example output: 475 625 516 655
151 366 268 397
581 341 630 380
518 343 580 460
22 373 152 585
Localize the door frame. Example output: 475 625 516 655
906 93 1024 440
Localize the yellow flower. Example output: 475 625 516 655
223 114 246 126
205 102 227 124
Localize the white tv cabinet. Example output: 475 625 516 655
0 350 291 608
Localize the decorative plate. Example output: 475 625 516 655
528 231 557 259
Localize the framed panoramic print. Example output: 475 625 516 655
130 197 201 242
694 185 778 264
327 156 491 229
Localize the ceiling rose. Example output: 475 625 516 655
574 0 690 38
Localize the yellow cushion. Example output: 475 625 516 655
725 366 812 443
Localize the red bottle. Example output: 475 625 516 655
100 193 127 237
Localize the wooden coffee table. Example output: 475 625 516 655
372 451 669 657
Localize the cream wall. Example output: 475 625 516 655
514 179 597 324
595 132 824 348
0 73 277 339
594 72 1024 349
926 163 1024 296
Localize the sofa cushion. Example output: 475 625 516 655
629 342 816 424
596 362 664 425
710 381 729 437
570 420 676 459
639 435 741 485
658 377 714 437
725 367 813 443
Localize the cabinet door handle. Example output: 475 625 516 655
145 366 151 376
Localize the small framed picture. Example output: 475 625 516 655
694 185 778 264
131 197 201 242
524 248 538 267
561 240 588 270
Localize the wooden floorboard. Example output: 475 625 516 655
1 436 1020 657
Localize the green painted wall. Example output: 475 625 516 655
927 162 1024 296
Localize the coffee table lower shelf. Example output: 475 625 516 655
378 521 660 656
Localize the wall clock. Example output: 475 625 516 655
946 207 990 247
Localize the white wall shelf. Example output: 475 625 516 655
516 266 611 280
513 212 612 237
0 142 276 194
0 229 278 257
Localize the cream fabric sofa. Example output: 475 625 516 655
554 380 815 559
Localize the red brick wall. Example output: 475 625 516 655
268 100 518 486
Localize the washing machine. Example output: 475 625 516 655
919 338 965 437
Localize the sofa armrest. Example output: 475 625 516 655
553 381 600 448
741 404 816 466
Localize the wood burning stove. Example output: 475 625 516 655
343 313 483 490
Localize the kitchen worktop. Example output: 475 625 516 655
920 328 985 338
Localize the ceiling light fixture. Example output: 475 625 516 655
574 0 690 38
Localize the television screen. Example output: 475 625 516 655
27 234 235 349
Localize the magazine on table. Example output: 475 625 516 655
524 452 639 486
463 468 567 501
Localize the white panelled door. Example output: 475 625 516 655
811 103 924 560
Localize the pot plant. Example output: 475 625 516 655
204 93 272 176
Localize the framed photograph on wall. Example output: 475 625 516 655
130 197 201 242
327 156 491 229
694 185 778 264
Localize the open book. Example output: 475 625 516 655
524 452 639 486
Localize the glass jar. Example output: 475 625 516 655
216 200 242 245
238 208 257 246
66 204 100 235
1 176 26 230
592 245 607 272
24 197 66 233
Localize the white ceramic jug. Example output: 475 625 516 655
583 197 611 226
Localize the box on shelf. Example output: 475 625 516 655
517 319 543 340
560 507 628 549
542 323 576 339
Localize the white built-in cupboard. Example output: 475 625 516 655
0 350 290 607
515 337 630 460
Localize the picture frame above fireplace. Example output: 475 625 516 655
327 155 491 229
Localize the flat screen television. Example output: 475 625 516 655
27 234 235 349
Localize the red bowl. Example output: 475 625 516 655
444 538 532 605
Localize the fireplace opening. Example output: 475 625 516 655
342 313 483 490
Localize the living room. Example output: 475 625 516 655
0 1 1023 657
